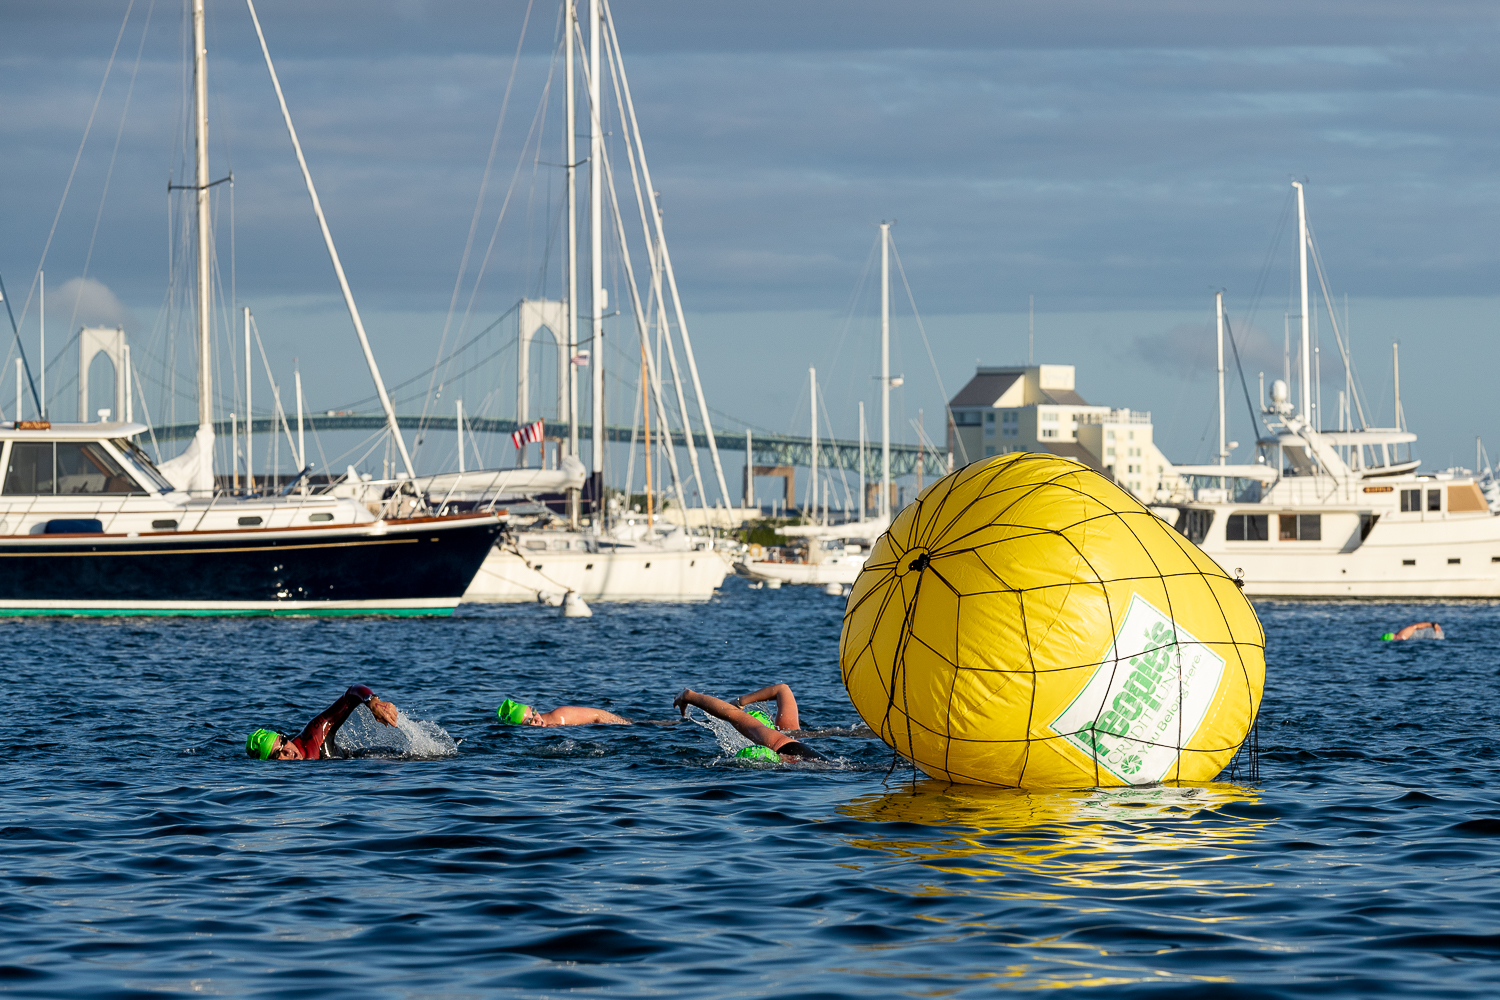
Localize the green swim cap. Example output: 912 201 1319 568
496 699 530 725
736 745 779 762
1381 633 1395 641
246 729 279 760
745 708 774 728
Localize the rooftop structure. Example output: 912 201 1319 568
946 364 1171 501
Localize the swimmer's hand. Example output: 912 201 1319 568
369 697 399 727
673 688 696 716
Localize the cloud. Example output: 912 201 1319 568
1132 318 1284 381
45 277 131 332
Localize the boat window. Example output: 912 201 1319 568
56 442 142 494
1279 513 1321 541
110 438 175 493
4 442 54 494
2 442 141 495
1360 513 1379 541
1175 508 1213 544
1226 513 1268 541
1400 488 1420 512
1427 489 1441 512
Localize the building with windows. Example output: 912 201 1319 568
946 364 1174 501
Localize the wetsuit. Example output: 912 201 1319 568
286 685 377 760
775 740 827 762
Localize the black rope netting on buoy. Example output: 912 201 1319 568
843 452 1267 789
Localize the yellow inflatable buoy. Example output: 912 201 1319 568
840 453 1265 788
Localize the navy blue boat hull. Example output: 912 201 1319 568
0 515 502 615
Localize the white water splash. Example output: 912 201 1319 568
686 707 753 756
333 705 458 759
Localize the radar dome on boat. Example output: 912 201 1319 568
839 453 1265 788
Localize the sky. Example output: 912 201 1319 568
2 0 1499 485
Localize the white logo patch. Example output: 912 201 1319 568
1047 593 1227 784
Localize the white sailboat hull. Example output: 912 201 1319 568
464 544 732 602
737 556 866 586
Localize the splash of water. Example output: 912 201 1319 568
333 705 458 759
687 707 753 755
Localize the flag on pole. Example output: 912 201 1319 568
511 419 544 450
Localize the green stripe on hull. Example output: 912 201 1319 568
0 607 453 618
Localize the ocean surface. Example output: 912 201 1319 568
4 584 1500 998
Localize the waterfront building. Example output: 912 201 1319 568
946 364 1172 501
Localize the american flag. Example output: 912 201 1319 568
511 419 544 450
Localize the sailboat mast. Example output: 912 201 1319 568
588 0 605 516
1216 290 1225 467
193 0 213 435
244 306 253 491
1293 180 1311 422
809 367 818 520
565 0 580 525
880 222 891 521
858 400 866 522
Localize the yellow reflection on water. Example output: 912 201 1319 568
839 780 1272 898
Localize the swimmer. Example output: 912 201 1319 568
496 699 631 726
1383 621 1445 641
246 684 398 760
674 688 826 762
728 682 801 731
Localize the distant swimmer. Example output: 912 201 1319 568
728 683 801 732
674 687 827 762
1383 622 1445 641
496 699 631 726
246 684 398 760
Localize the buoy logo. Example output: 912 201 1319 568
1047 593 1227 784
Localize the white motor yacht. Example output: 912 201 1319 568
1154 182 1500 597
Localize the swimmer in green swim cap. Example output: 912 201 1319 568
674 686 827 762
496 698 631 727
246 684 399 760
1387 621 1444 641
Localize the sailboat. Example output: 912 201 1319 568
1155 181 1500 597
454 0 733 603
736 224 897 586
0 0 500 615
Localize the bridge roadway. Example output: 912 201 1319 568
152 415 950 479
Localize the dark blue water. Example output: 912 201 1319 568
4 586 1500 998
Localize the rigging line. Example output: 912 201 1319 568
332 303 522 412
250 316 302 466
447 41 558 372
1305 224 1369 429
0 273 42 415
385 338 521 411
888 237 965 464
427 0 538 427
571 15 690 510
16 0 136 332
605 39 706 508
603 0 732 507
823 234 879 379
71 0 157 341
1238 187 1296 343
816 382 855 512
1221 310 1265 443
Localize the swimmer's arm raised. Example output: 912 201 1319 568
731 683 800 731
295 685 397 756
675 688 790 751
